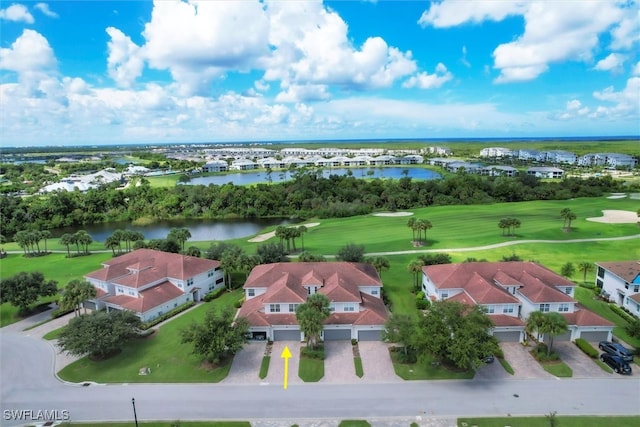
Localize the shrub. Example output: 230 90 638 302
574 338 598 358
203 286 226 302
301 346 325 360
351 338 357 346
494 346 505 359
234 296 245 308
415 291 430 310
50 307 75 319
625 318 640 339
611 304 636 323
531 343 560 362
140 301 195 330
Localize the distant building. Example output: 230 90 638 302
544 150 577 164
526 166 564 179
202 160 228 173
480 165 518 177
479 147 513 158
230 159 258 170
40 170 122 193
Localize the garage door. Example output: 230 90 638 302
553 331 572 342
358 330 382 341
579 331 610 342
323 329 351 341
493 331 522 342
83 301 97 311
273 329 300 341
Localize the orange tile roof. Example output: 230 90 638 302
489 314 525 327
103 281 183 314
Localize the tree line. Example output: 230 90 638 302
1 169 626 240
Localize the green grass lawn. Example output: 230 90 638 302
298 350 324 382
61 423 250 427
389 349 475 380
541 361 573 377
58 290 242 383
338 421 371 427
497 357 515 375
43 325 66 340
457 416 640 427
259 356 270 379
354 356 363 377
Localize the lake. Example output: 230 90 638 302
184 167 441 186
52 218 296 243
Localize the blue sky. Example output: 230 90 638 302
1 0 638 146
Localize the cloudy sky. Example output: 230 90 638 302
1 0 638 146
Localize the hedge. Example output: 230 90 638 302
140 301 195 330
574 338 598 358
203 286 227 302
610 304 637 324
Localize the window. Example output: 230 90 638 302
344 304 355 312
186 278 194 286
486 306 495 314
215 278 224 285
248 289 255 297
371 289 379 295
564 287 572 295
539 303 550 312
128 289 136 296
440 292 449 299
597 267 605 278
634 285 640 293
503 305 514 314
269 304 280 313
288 304 297 313
329 305 335 312
207 270 214 277
558 303 570 312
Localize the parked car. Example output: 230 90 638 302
599 341 634 362
600 353 632 375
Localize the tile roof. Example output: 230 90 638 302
423 261 574 304
561 307 614 327
596 260 640 282
85 248 220 289
103 281 183 314
489 314 525 327
238 262 387 328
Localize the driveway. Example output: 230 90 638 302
358 341 400 383
223 341 266 384
263 341 303 387
321 341 359 383
554 341 612 378
499 342 554 379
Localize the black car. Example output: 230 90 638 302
600 353 632 375
599 341 634 362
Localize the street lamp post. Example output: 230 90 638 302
131 397 139 427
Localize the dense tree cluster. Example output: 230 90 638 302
0 169 625 240
0 271 58 314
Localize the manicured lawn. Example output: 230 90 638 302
458 416 640 427
389 349 474 380
298 349 324 382
259 356 270 379
58 290 242 383
0 251 113 327
338 421 371 427
354 356 363 377
43 325 66 340
541 361 573 377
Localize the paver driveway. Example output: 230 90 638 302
321 341 360 383
554 341 612 378
500 342 554 379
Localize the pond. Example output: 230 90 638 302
52 217 296 243
183 166 441 186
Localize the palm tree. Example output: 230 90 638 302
578 261 594 283
368 256 390 278
540 312 568 356
498 218 509 236
407 217 416 242
560 208 571 228
168 227 192 252
111 229 125 254
60 233 73 257
275 226 287 252
566 211 577 231
418 219 433 245
15 230 28 255
297 225 308 252
526 310 546 341
508 217 521 236
407 259 425 292
104 235 120 256
74 230 92 254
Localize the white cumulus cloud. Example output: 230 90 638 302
0 29 56 74
403 63 453 89
594 53 625 72
106 27 144 88
34 3 58 18
0 3 34 23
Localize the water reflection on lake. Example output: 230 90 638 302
184 167 441 186
52 218 296 243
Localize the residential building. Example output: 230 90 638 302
40 169 123 193
445 161 481 173
238 262 388 341
480 165 518 177
515 149 545 162
544 150 578 164
526 166 564 178
84 249 224 322
479 147 513 158
596 260 640 316
421 262 613 343
202 160 228 173
230 159 258 170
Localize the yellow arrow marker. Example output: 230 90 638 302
281 345 292 390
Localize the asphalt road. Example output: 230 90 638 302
2 331 639 425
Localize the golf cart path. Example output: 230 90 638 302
364 233 640 256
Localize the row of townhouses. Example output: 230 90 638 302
83 249 639 345
428 159 566 178
479 147 637 168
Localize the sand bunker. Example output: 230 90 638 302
607 193 627 199
586 210 639 224
248 222 320 242
372 212 414 217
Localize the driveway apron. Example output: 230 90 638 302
554 342 612 378
321 341 359 383
500 342 554 379
224 342 266 384
358 341 401 382
264 341 302 387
